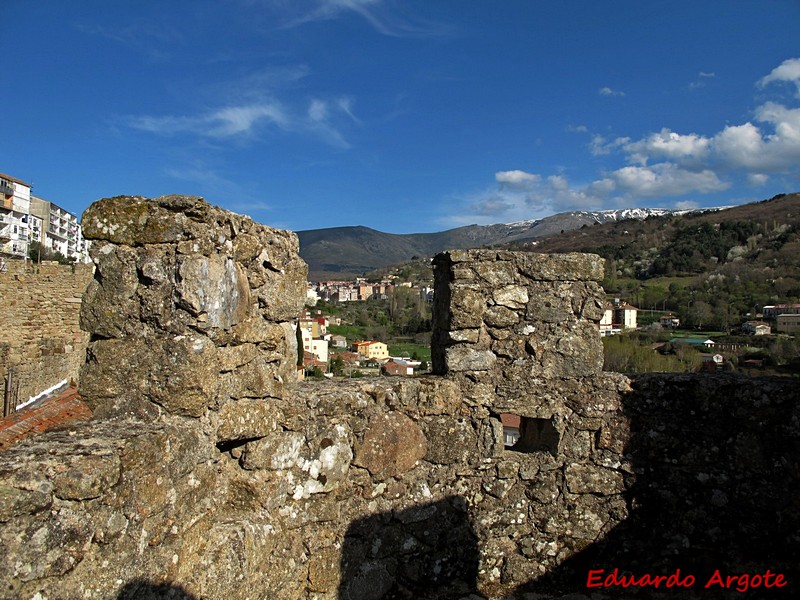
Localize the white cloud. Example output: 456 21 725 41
448 57 800 228
674 200 699 211
495 170 539 186
623 128 711 166
599 86 625 97
759 57 800 96
711 103 800 171
210 104 289 136
609 163 728 197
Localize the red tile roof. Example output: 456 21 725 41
0 386 91 452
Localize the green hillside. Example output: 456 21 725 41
516 193 800 330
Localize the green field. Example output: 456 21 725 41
387 342 431 362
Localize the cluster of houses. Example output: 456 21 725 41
306 279 434 305
295 311 422 379
599 299 800 372
597 298 800 338
598 299 640 337
0 172 88 263
762 304 800 335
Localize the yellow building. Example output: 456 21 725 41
352 340 389 360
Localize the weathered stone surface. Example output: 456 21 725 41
354 412 427 479
81 334 220 417
79 195 305 419
424 416 478 464
176 254 251 329
216 399 282 442
82 195 198 246
493 285 529 309
52 453 121 500
517 252 605 281
565 463 625 495
484 305 519 327
449 286 485 328
241 431 306 470
444 347 497 372
0 483 51 522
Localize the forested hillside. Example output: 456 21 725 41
515 193 800 330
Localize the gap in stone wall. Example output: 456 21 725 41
501 413 560 456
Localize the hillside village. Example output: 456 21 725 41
3 170 799 388
297 278 432 379
294 291 800 379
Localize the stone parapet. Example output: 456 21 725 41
1 201 797 599
79 195 307 420
432 249 605 381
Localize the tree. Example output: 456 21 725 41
330 354 345 377
687 300 713 329
28 241 72 264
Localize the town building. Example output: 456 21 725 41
299 326 329 365
351 340 389 361
776 314 800 335
0 173 32 259
330 334 348 348
763 304 800 318
382 359 414 376
742 321 771 335
500 413 521 447
29 196 87 262
659 313 680 328
598 300 638 336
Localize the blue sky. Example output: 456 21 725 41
2 1 800 233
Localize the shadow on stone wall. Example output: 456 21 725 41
117 579 198 599
514 374 800 598
338 496 478 599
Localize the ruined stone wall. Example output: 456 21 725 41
0 260 93 408
0 197 797 600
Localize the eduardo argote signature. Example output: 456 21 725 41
587 568 788 593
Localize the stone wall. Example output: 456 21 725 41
0 260 93 409
0 196 797 599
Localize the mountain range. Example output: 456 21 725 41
297 207 714 280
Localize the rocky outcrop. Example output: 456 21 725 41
0 196 798 599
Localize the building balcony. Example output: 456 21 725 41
0 181 13 196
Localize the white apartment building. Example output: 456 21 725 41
29 196 87 262
0 173 32 259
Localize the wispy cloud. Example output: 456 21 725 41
689 71 716 90
127 102 289 138
268 0 453 37
75 21 180 60
447 58 800 226
599 86 625 97
126 88 358 148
